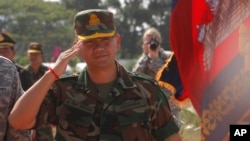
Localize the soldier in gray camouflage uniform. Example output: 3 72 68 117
9 9 182 141
0 56 31 141
132 27 182 126
132 27 172 77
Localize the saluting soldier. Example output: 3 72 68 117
8 9 182 141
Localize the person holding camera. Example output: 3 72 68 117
132 27 182 126
132 27 172 77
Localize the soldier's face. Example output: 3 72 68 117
27 52 43 65
78 34 121 68
0 47 15 60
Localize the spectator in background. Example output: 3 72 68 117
0 56 31 141
0 33 33 91
26 42 49 82
25 42 54 141
132 27 172 77
132 27 182 125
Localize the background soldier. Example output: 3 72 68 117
132 27 172 77
0 33 33 91
0 56 31 141
26 42 49 81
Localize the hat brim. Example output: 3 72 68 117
77 31 115 41
0 42 14 48
27 50 42 53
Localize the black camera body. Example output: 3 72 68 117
149 38 159 50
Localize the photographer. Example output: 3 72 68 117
132 27 182 126
132 27 172 77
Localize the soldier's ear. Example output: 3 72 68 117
115 34 121 50
73 40 78 45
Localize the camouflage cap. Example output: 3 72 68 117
0 33 16 48
74 9 116 41
27 42 43 53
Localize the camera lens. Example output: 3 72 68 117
149 38 159 50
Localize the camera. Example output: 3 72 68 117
149 38 159 50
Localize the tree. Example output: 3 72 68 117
60 0 103 11
0 0 75 63
102 0 172 59
0 0 172 64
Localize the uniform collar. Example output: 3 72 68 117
75 60 137 91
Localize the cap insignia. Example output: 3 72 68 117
32 45 38 49
89 14 100 25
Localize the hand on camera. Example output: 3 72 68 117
147 38 160 59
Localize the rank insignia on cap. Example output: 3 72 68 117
89 14 100 25
74 9 116 41
86 14 107 31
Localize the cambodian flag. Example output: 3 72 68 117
170 0 250 140
50 46 61 62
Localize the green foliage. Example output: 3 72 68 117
103 0 172 58
61 0 103 11
0 0 172 65
0 0 75 63
14 55 29 66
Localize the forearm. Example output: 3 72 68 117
8 71 56 129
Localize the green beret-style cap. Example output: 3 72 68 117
74 9 116 41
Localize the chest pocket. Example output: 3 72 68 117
115 99 154 141
57 99 96 140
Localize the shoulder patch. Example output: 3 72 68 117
59 73 79 81
130 72 158 86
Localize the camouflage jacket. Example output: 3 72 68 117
34 61 179 141
132 48 172 78
0 57 31 141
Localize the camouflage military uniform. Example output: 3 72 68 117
0 56 31 141
33 61 179 141
132 48 172 78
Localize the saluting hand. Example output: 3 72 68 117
52 40 82 77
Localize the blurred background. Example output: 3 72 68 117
0 0 173 69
